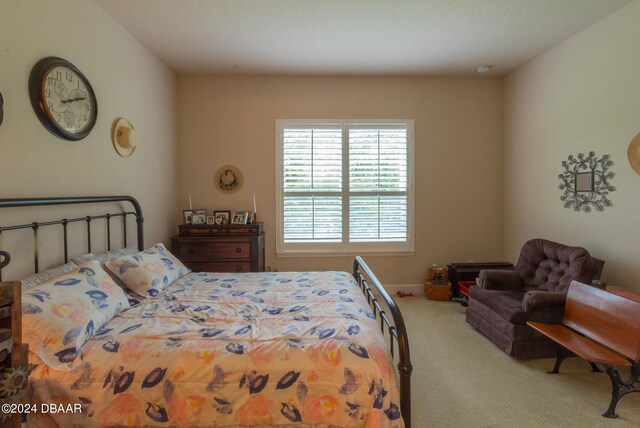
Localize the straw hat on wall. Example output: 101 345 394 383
112 118 137 157
214 165 244 193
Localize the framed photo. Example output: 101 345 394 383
206 215 215 225
194 209 207 216
231 210 249 225
192 214 206 225
213 210 231 225
183 209 194 224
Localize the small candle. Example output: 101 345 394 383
189 196 193 210
253 194 256 213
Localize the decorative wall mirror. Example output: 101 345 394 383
558 151 615 212
574 172 594 192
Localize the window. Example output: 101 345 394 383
276 120 414 255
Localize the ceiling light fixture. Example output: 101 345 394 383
476 65 494 73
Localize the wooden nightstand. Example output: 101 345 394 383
171 223 265 273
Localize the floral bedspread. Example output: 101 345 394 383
28 271 404 427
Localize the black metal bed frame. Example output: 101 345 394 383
353 256 413 427
0 196 144 281
0 196 412 427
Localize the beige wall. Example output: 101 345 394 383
178 75 503 284
504 1 640 290
0 0 178 280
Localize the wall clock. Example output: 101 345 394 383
29 57 97 140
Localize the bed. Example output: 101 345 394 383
0 196 412 428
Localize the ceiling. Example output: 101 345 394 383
94 0 632 76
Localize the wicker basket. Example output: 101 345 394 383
424 281 452 301
427 267 448 283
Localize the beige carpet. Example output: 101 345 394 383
393 296 640 427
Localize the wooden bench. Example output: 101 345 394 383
528 280 640 418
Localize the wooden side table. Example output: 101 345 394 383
0 281 29 428
171 223 265 273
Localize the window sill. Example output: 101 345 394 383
276 249 416 258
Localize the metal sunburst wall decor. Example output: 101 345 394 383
558 151 615 213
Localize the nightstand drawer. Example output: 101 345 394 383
171 224 265 273
186 261 251 273
180 242 251 259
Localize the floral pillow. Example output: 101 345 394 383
104 243 190 298
22 260 130 370
71 246 145 306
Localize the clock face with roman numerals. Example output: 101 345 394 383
29 57 97 140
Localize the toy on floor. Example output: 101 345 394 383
396 291 414 298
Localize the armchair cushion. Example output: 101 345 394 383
471 287 569 326
470 288 528 324
479 269 523 291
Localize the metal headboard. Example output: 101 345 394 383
0 196 144 280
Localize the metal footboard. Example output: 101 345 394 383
353 256 412 427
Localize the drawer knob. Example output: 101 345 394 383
235 247 242 253
235 265 242 272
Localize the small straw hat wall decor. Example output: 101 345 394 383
111 118 137 157
214 165 244 193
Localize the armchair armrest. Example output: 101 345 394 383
522 291 567 312
479 269 522 291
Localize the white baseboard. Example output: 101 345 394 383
383 283 424 295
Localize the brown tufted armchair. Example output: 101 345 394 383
465 238 604 359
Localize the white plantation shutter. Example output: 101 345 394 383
349 125 407 242
282 125 342 242
277 120 413 254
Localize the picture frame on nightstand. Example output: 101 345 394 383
183 209 194 224
231 211 249 224
192 214 206 225
213 210 231 225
